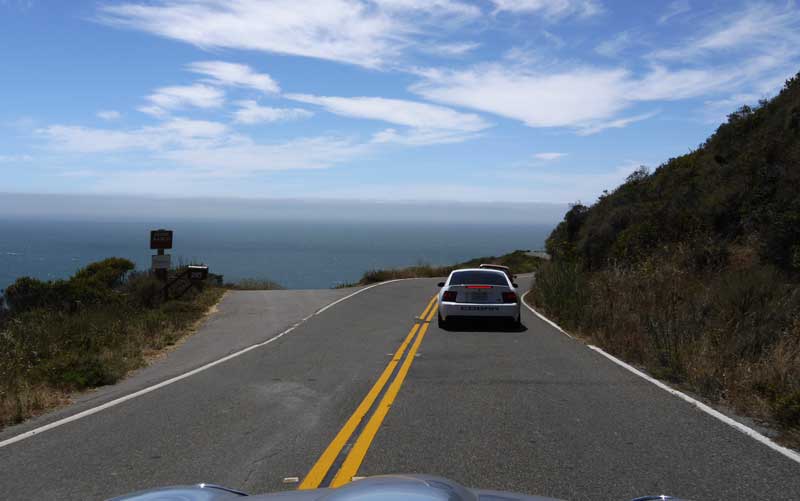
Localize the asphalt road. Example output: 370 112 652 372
0 278 799 500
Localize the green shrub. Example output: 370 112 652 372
73 257 134 289
4 277 54 313
0 258 225 429
125 273 164 308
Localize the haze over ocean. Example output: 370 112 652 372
0 218 552 290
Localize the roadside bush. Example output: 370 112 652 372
125 272 164 308
0 258 224 429
4 277 54 313
73 257 134 289
529 250 800 439
528 260 588 331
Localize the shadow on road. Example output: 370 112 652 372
439 318 527 333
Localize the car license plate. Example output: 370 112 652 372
469 291 488 302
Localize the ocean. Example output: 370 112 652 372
0 219 552 291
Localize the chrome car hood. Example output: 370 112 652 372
109 475 563 501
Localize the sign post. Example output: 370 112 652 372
150 229 173 299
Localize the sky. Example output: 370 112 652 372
2 0 799 207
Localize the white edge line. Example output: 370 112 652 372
0 279 406 449
520 290 573 339
587 345 800 465
521 290 800 465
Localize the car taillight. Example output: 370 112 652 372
502 292 517 303
443 291 457 302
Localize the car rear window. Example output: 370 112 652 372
449 270 508 286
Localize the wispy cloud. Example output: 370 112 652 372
411 48 793 133
187 61 280 94
370 127 482 145
97 0 481 69
96 110 121 120
533 152 567 161
162 135 368 173
233 101 313 124
491 0 603 19
658 0 690 24
287 94 490 131
140 84 225 117
595 31 633 58
421 41 480 57
576 111 659 136
0 154 33 163
38 118 230 153
652 2 800 60
286 93 490 144
411 65 631 128
38 119 366 174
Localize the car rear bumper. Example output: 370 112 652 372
439 302 520 321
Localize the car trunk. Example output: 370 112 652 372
448 284 509 304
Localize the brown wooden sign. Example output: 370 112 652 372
150 229 173 250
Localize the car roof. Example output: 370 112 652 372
479 264 510 270
450 267 507 275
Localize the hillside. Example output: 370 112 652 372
531 72 800 443
353 250 544 285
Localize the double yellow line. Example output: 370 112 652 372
299 295 438 489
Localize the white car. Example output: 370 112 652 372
437 268 521 329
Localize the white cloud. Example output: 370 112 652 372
533 152 566 161
412 65 630 128
187 61 280 93
162 136 367 173
411 54 793 132
576 111 659 136
658 0 690 24
491 0 603 18
0 154 33 163
142 83 225 117
595 31 632 58
421 42 480 57
38 120 366 173
374 0 480 18
38 118 229 153
371 127 481 145
96 110 122 120
233 100 313 124
652 2 800 60
97 0 481 69
286 93 491 134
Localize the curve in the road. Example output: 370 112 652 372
0 279 406 450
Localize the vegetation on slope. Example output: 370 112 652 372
354 250 545 285
530 72 800 442
0 259 224 429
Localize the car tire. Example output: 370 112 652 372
437 313 448 330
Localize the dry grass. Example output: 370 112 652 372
0 285 225 430
529 248 800 445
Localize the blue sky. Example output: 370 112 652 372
2 0 799 204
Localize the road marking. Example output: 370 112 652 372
524 288 800 465
0 279 408 450
299 295 437 490
521 291 573 339
330 301 437 487
588 345 800 465
282 477 300 484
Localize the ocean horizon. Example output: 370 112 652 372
0 218 553 291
